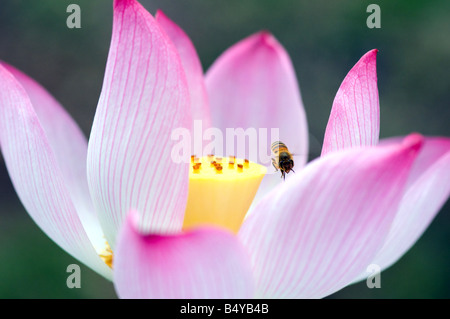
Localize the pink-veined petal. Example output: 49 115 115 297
239 134 422 298
0 65 111 279
1 62 106 254
87 0 191 247
114 211 255 299
321 49 379 156
156 10 211 136
205 31 308 204
380 136 450 188
367 137 450 273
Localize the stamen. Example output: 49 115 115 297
215 164 223 173
237 164 244 172
193 163 201 174
99 241 113 269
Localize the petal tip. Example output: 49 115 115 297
154 9 179 34
114 0 136 10
360 49 378 66
253 30 280 50
258 30 272 40
402 133 424 153
155 9 167 20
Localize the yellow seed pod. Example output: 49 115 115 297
183 156 266 234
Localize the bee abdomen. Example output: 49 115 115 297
271 141 288 154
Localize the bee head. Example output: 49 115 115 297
279 152 294 173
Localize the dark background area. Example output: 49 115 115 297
0 0 449 298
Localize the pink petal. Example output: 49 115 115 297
205 31 308 203
1 62 106 254
87 0 191 247
156 10 211 134
321 49 379 156
368 137 450 272
0 65 111 279
239 134 422 298
380 136 450 188
114 211 255 299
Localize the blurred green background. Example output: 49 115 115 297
0 0 449 298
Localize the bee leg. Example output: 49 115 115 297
271 159 278 172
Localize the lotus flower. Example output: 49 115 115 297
1 0 449 299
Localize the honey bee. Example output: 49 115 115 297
271 141 295 180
